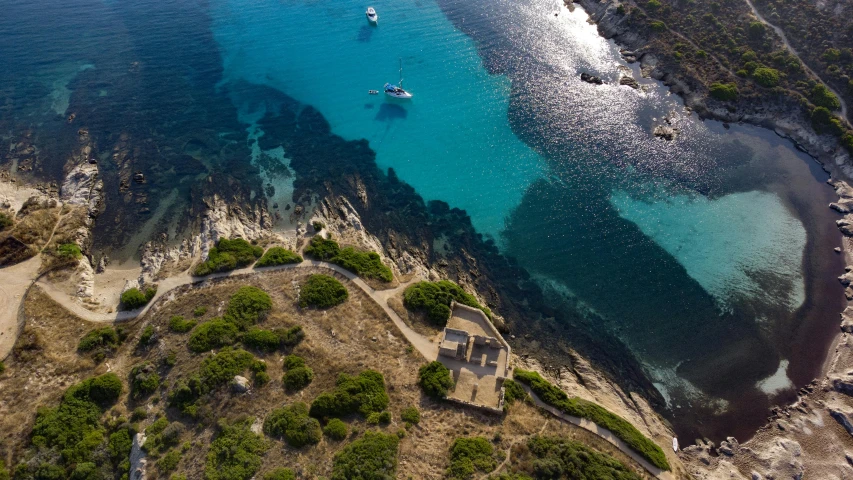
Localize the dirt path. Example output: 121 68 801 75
33 259 439 360
0 207 72 360
743 0 849 120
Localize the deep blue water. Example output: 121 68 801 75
0 0 845 440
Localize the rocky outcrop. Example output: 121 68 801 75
572 0 851 174
231 375 250 393
580 72 603 85
60 161 102 218
129 432 147 480
831 408 853 436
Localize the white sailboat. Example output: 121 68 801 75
384 58 413 99
366 7 378 23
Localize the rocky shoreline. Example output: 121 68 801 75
571 0 852 180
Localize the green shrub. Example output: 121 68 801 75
282 366 314 392
299 274 348 308
400 406 420 426
130 362 160 399
242 328 281 352
283 354 305 370
748 21 765 38
311 220 325 231
263 402 322 447
812 106 845 135
649 20 667 32
709 82 738 101
0 212 12 231
502 379 528 406
366 412 381 425
522 435 642 480
225 286 272 329
78 327 121 352
121 287 156 309
303 235 340 260
171 475 188 480
278 325 305 347
842 132 853 155
418 361 454 399
823 47 842 62
157 449 181 473
108 428 133 465
447 437 495 479
752 67 780 87
254 371 270 387
403 280 489 326
646 0 661 10
513 369 670 470
811 84 841 110
310 370 389 418
131 407 147 421
199 348 255 390
188 318 240 352
304 236 393 282
194 306 208 317
331 431 400 480
194 238 264 276
169 315 197 333
29 373 122 469
256 247 302 267
164 350 178 367
0 361 5 375
263 468 296 480
205 419 268 480
57 243 82 259
139 325 155 346
323 418 348 440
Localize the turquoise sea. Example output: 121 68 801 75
0 0 844 440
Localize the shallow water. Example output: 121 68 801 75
0 0 845 441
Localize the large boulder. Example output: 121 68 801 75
130 432 147 480
231 375 250 393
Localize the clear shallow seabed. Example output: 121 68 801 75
0 0 845 441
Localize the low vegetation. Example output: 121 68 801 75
205 418 268 480
56 243 82 259
304 235 393 282
169 315 197 333
447 436 496 479
299 274 348 308
506 435 642 479
199 347 256 390
78 326 125 361
709 82 738 101
400 406 420 427
309 370 389 419
264 468 296 480
15 374 125 478
189 318 240 352
403 280 489 326
194 238 264 276
513 369 670 471
263 402 322 447
121 287 157 310
255 247 302 267
282 355 314 392
502 379 529 406
418 361 454 399
331 431 400 480
139 325 156 346
323 418 348 440
130 362 160 399
225 286 272 328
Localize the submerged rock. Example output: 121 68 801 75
619 75 639 89
653 125 679 141
580 72 604 85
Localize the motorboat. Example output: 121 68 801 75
366 7 378 23
384 58 412 99
368 90 379 95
